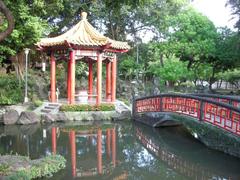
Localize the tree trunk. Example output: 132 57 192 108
0 0 14 42
11 52 25 81
160 54 164 67
209 70 216 92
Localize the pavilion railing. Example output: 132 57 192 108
132 94 240 136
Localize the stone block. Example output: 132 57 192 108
17 111 40 125
3 109 19 125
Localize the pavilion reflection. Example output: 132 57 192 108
51 126 117 178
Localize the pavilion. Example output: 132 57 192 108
36 12 130 105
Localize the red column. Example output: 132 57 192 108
69 49 75 104
97 129 102 174
50 52 56 102
111 57 117 102
67 60 71 104
106 62 111 102
96 53 102 105
51 127 57 155
70 131 76 177
111 128 116 167
106 128 111 159
88 60 93 100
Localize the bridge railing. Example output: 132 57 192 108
191 93 240 109
133 94 240 136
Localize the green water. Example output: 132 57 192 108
0 121 239 180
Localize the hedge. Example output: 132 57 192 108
60 104 115 112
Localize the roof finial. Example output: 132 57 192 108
81 12 87 20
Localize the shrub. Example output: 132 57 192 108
60 104 115 112
6 155 66 180
0 75 23 105
33 99 43 107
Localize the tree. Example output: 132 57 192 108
149 56 193 88
226 0 240 30
0 0 14 41
166 8 218 69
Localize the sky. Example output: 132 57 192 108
191 0 237 30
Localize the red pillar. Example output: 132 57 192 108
97 129 102 174
51 127 57 155
106 128 111 159
88 60 93 100
70 131 76 177
111 128 116 167
106 62 111 101
50 52 56 102
67 60 71 104
96 53 102 105
69 49 75 104
111 56 117 102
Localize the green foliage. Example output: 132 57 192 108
60 104 115 112
0 164 10 176
0 75 23 104
0 0 49 63
6 155 66 180
33 100 43 107
218 69 240 88
119 54 139 80
226 0 240 29
192 63 213 83
149 57 193 86
166 8 218 68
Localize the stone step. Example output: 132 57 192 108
48 103 60 107
44 106 56 110
41 109 52 113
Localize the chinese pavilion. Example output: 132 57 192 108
36 12 130 104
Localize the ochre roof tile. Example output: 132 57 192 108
37 12 130 50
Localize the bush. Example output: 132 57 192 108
0 75 23 105
33 99 43 107
60 104 115 112
6 155 66 180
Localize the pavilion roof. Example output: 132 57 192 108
37 12 130 51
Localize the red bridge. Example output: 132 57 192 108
132 94 240 136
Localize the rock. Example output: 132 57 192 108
3 109 19 125
42 112 68 123
17 111 40 125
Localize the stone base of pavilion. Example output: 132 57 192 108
35 99 131 122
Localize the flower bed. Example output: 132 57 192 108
60 104 115 112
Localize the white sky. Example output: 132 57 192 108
191 0 237 30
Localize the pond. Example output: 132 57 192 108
0 121 240 180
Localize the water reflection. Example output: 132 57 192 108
0 122 240 180
50 125 118 178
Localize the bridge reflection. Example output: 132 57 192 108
51 126 118 178
134 124 236 180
